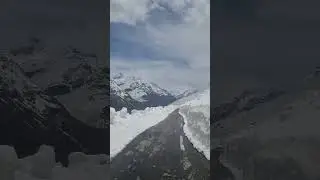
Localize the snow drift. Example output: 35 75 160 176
178 89 210 160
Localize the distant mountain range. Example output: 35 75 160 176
110 72 197 111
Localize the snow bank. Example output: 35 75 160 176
177 89 210 160
179 105 210 160
0 145 109 180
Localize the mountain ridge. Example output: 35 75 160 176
110 72 196 111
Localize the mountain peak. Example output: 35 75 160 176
110 72 176 110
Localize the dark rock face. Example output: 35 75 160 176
110 110 210 180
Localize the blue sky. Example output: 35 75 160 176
110 0 210 92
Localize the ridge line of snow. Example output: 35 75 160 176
179 109 210 160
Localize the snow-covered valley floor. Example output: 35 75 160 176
110 89 210 160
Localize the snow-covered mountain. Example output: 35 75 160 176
7 38 108 128
0 54 108 166
110 72 177 111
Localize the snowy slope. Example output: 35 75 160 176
110 72 177 111
110 88 210 159
178 89 210 159
8 39 107 128
110 106 177 158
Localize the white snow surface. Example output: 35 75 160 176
178 89 210 160
110 88 210 160
110 105 177 158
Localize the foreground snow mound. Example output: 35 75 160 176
0 145 108 180
110 105 177 158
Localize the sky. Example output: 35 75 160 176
110 0 210 92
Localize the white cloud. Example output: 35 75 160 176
111 58 209 92
110 0 210 91
110 0 153 25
